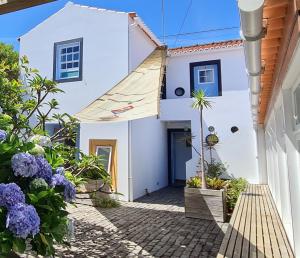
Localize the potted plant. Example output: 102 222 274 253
185 176 227 222
184 90 226 222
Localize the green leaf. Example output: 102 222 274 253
27 193 38 203
37 205 53 211
39 233 49 247
12 238 26 253
37 191 49 200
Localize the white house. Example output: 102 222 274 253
238 0 300 255
19 2 259 202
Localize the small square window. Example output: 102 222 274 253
54 38 83 82
198 69 214 84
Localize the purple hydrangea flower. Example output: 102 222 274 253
55 167 65 175
35 156 53 183
11 153 38 178
51 174 76 202
6 203 40 238
0 129 7 141
0 183 25 209
51 174 65 186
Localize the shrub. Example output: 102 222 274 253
206 159 228 178
93 197 120 208
206 177 227 190
226 178 248 212
186 176 201 188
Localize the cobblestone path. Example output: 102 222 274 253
55 187 227 258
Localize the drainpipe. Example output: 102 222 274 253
128 120 133 202
127 20 134 202
238 0 264 126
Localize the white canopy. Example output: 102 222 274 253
75 47 166 122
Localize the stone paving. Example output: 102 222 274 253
55 187 228 258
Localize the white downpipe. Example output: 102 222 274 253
128 120 133 202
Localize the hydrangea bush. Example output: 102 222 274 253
0 132 76 256
0 42 109 256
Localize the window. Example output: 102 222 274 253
293 85 300 125
89 139 117 190
53 38 83 82
190 60 221 97
95 146 112 174
198 68 214 84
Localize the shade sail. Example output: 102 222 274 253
75 47 166 122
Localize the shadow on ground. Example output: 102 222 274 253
53 187 227 257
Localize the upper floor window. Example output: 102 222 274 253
190 60 221 97
53 38 83 82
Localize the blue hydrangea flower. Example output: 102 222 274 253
6 203 40 238
0 183 25 209
55 167 65 175
35 156 53 183
11 153 38 177
63 180 76 202
51 174 76 202
0 129 7 141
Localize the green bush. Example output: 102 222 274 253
186 176 201 188
226 178 248 212
206 177 227 190
93 197 120 208
206 159 228 178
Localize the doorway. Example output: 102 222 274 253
168 129 192 186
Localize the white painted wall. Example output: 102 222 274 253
164 47 259 183
131 116 168 200
19 2 129 116
262 41 300 255
79 122 130 201
128 17 157 71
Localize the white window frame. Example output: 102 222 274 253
95 146 113 174
54 38 83 82
198 68 214 84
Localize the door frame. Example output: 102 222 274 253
89 139 117 191
167 129 191 186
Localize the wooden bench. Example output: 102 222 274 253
217 184 294 258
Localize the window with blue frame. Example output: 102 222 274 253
53 38 83 82
190 60 222 97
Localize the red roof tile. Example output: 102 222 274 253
168 39 243 54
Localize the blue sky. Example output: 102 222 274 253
0 0 240 50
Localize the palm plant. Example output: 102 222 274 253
192 90 212 189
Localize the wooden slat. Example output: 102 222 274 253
217 185 295 258
249 184 257 258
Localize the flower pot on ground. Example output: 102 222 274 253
184 176 227 222
184 187 227 222
77 178 111 199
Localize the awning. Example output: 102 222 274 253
75 47 166 122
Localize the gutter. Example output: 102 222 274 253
238 0 265 126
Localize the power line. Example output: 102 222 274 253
159 26 239 39
173 0 193 47
161 0 165 44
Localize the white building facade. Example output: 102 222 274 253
20 2 259 202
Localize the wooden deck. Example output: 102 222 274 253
217 184 294 258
